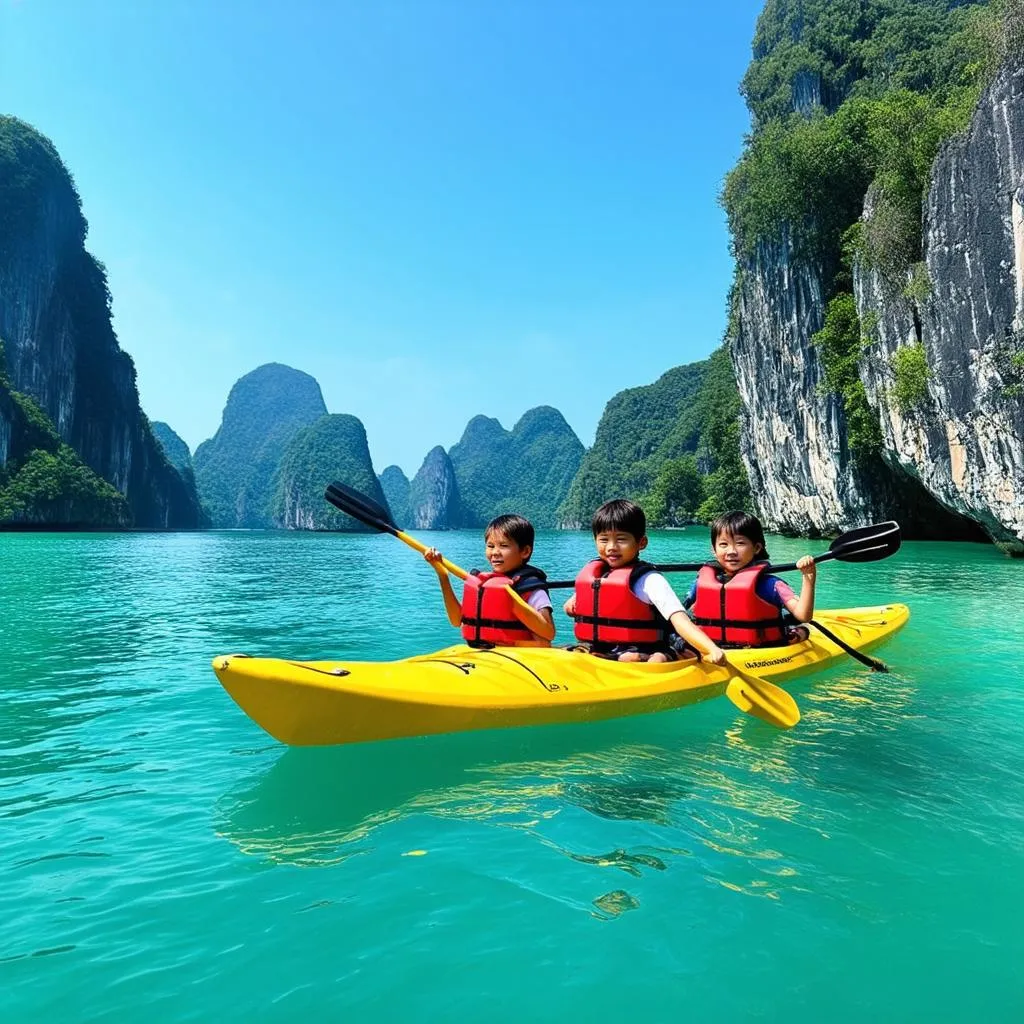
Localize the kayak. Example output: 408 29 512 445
211 603 909 746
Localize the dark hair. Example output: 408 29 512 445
591 498 646 540
710 510 769 560
486 514 534 551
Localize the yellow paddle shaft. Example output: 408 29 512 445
395 530 535 615
396 530 469 580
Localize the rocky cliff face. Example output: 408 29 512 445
408 445 461 529
272 413 384 530
732 229 887 533
0 117 202 528
193 363 327 528
855 57 1024 552
731 79 1020 545
378 465 411 528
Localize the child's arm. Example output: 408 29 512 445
781 556 817 622
640 572 726 665
513 599 556 641
424 548 463 628
668 612 726 665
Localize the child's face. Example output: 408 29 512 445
595 529 646 568
713 531 761 573
485 530 530 574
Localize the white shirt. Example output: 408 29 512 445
526 588 553 613
631 571 684 620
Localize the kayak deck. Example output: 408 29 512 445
212 604 909 746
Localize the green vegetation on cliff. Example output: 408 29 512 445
151 422 193 476
812 294 884 458
891 342 931 411
448 406 584 528
271 413 384 531
724 0 1024 276
1 344 128 526
725 0 993 272
559 347 751 528
193 363 328 528
558 364 706 527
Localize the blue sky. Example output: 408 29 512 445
2 0 761 476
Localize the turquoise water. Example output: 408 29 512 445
2 529 1023 1020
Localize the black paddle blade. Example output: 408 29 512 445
324 481 397 534
829 520 901 563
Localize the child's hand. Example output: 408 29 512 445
424 547 447 575
563 595 577 616
796 555 817 581
703 644 726 665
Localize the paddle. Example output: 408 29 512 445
324 481 800 730
323 481 535 619
541 519 903 587
725 667 800 729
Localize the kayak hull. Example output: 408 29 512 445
212 604 909 746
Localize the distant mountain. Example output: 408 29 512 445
379 465 411 528
408 446 461 529
151 420 207 527
448 406 584 527
151 422 192 476
193 363 327 528
559 348 750 527
273 413 385 530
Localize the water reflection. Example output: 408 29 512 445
216 715 822 908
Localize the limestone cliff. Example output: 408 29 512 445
731 233 970 538
0 116 202 528
726 1 1020 547
272 413 384 531
378 465 411 528
408 446 461 530
193 363 327 528
449 406 584 528
151 420 206 527
855 57 1024 552
151 421 192 476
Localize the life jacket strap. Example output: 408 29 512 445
573 613 668 630
691 615 784 629
462 615 531 632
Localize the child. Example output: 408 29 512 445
563 499 725 664
685 510 816 647
424 513 555 647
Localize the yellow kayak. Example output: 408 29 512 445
212 604 908 746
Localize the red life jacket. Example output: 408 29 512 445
689 562 787 647
573 560 669 650
460 565 548 646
